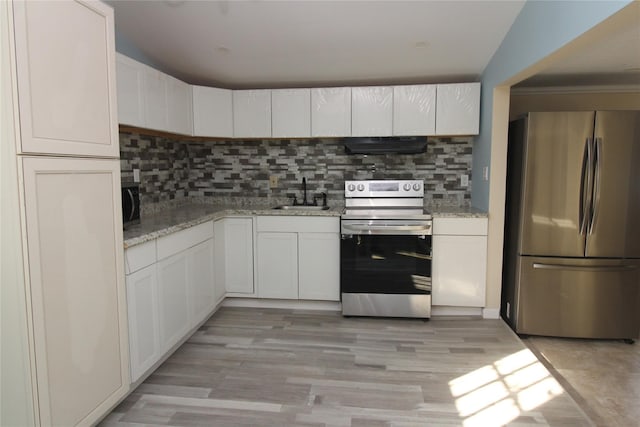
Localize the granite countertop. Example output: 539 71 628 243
429 205 488 218
123 202 343 248
124 200 488 249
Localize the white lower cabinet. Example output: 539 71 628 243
188 239 216 323
298 232 340 301
257 232 299 299
125 221 216 383
216 217 254 294
256 216 340 301
126 264 160 383
157 251 191 352
432 217 488 307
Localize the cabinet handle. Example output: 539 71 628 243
533 263 636 272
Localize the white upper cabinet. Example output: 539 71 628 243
351 86 393 137
393 85 436 136
141 66 193 136
271 89 311 138
116 53 145 127
117 54 192 136
435 82 481 135
12 0 119 157
233 89 272 138
142 65 168 132
192 86 233 138
311 87 351 137
166 74 193 136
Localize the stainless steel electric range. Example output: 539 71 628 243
340 180 433 318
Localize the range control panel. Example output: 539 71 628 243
344 180 424 198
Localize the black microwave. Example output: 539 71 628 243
121 184 140 226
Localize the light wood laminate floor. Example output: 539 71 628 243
101 308 590 426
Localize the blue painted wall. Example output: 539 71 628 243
472 0 632 210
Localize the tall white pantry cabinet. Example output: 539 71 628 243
2 1 129 427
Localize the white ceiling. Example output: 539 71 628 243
108 0 639 90
108 0 525 89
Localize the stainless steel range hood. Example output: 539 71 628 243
343 136 427 155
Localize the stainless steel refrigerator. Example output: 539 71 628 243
502 111 640 340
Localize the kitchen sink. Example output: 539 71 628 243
272 205 330 211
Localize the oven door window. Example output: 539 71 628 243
341 234 432 294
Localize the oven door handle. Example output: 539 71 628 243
341 223 432 235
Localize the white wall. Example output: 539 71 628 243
473 0 634 311
1 1 36 425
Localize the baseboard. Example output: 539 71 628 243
431 306 482 317
222 297 341 312
221 299 501 319
482 308 500 319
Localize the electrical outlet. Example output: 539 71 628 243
269 175 278 189
483 166 489 181
133 168 140 183
460 174 469 187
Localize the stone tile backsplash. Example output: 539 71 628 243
120 132 473 209
120 133 190 207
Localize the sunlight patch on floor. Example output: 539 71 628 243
449 349 564 426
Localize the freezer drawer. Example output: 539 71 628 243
514 256 640 339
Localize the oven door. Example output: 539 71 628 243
340 228 432 318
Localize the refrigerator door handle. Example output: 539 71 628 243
588 137 602 235
533 263 637 272
579 138 594 235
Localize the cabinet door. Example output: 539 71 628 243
116 53 145 127
222 218 254 294
21 156 129 426
126 264 160 383
233 90 271 138
157 251 190 351
188 239 215 326
12 0 118 157
351 86 393 136
311 87 351 137
432 235 487 307
166 75 193 135
435 83 480 135
393 85 436 136
298 233 340 301
142 65 168 132
272 88 311 138
257 232 298 299
192 86 233 138
213 221 227 302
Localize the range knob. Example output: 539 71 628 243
357 184 365 192
403 183 411 191
347 184 356 192
413 182 421 191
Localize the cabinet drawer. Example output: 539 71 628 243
257 216 339 233
156 221 213 260
125 240 156 274
433 217 488 235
